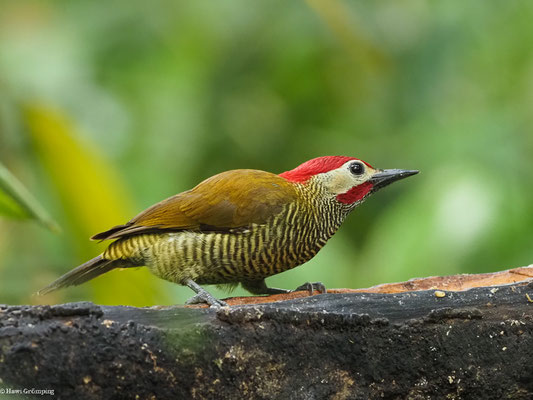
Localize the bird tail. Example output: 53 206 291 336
37 255 118 295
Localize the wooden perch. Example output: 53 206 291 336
1 266 532 399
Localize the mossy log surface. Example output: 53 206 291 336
1 281 532 399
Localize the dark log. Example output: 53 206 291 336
1 280 532 399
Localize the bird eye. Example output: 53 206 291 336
349 162 365 175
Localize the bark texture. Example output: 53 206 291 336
1 281 532 399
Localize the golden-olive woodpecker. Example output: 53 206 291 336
39 156 418 307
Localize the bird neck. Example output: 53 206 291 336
294 181 356 237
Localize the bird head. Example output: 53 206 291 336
279 156 418 206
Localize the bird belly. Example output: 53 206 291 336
140 227 327 286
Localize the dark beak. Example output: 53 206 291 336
370 169 419 192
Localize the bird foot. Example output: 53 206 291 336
186 292 228 308
293 281 327 295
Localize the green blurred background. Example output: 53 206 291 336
0 0 532 306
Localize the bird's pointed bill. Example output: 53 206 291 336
370 169 419 191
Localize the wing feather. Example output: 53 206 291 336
92 169 297 240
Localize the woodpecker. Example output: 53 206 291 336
39 156 418 307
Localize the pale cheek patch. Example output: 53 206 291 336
326 173 355 194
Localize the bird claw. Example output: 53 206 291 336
294 282 327 295
186 293 228 308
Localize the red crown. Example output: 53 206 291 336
279 156 372 183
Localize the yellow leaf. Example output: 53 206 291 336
24 103 167 306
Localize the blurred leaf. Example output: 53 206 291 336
23 104 167 306
0 162 60 232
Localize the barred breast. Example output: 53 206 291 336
103 187 348 286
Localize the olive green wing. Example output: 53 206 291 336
91 169 297 240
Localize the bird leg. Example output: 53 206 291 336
294 282 327 295
242 280 327 296
241 280 291 295
184 279 228 308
